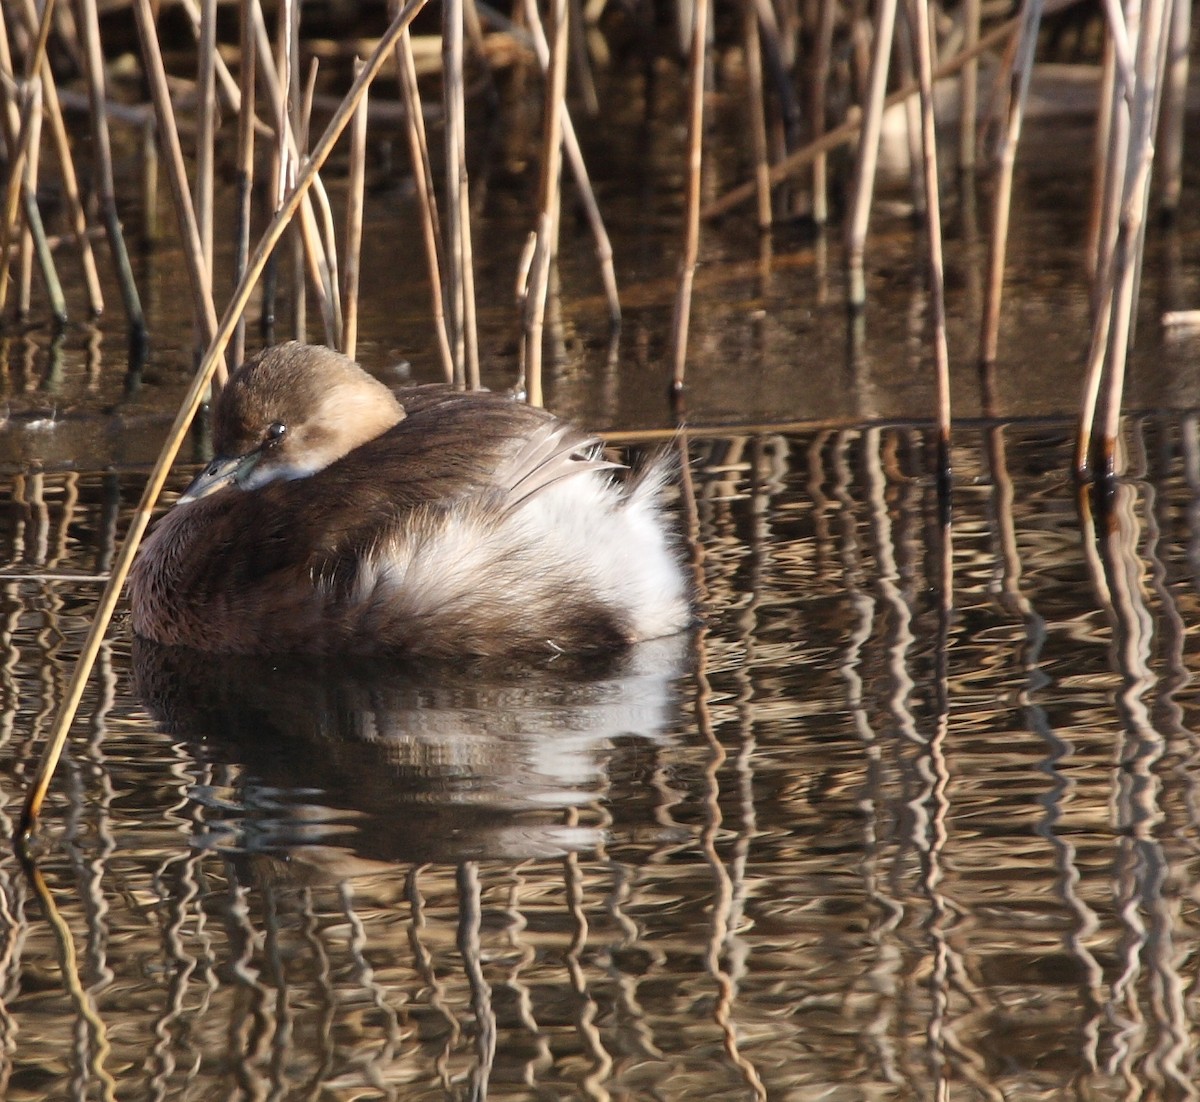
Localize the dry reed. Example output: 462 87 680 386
669 0 710 392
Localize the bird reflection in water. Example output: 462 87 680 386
131 634 690 874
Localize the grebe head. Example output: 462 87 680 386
181 342 406 502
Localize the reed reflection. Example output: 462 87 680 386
131 635 690 870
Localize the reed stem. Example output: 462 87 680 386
342 57 369 361
521 0 569 407
131 0 222 378
393 18 455 383
845 0 897 308
522 0 621 326
979 0 1044 367
74 0 146 348
669 0 710 392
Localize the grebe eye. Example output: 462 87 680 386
264 421 287 446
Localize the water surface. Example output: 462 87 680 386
2 74 1200 1100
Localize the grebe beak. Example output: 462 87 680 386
177 451 261 503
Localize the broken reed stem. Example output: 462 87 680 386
669 0 710 392
908 0 951 477
393 18 455 384
131 0 222 377
18 0 429 841
704 16 1019 221
342 56 369 361
522 0 621 326
844 0 898 307
75 0 146 346
231 0 257 370
521 0 569 407
16 0 104 315
979 0 1044 367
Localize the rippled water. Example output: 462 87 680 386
5 413 1200 1099
1 51 1200 1100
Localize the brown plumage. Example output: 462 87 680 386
129 343 691 657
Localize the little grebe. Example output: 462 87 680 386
129 343 690 657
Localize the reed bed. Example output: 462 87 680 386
0 0 1193 824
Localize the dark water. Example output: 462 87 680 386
3 68 1200 1101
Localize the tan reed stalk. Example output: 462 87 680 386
1084 39 1117 287
18 0 430 840
296 58 343 347
1092 0 1171 478
1157 0 1190 215
249 9 349 353
669 0 710 392
21 87 54 319
196 0 217 281
958 0 980 171
811 0 836 224
178 0 243 109
279 0 306 341
520 0 569 407
131 0 222 374
0 15 66 324
74 0 146 346
231 0 257 369
392 15 455 383
300 170 342 347
979 0 1044 367
844 0 897 307
1076 31 1130 471
907 0 951 486
1077 0 1172 477
443 0 478 387
743 0 772 230
704 16 1019 220
342 57 368 360
522 0 621 325
15 0 103 314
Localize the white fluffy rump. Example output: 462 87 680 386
346 456 690 654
